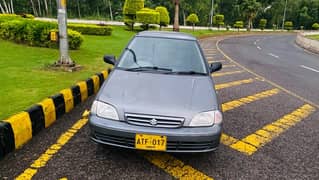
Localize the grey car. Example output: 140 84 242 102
89 31 223 152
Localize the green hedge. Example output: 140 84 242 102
68 24 112 36
136 8 160 25
0 17 83 50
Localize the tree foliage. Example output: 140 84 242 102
259 18 267 30
1 0 319 30
186 13 199 31
215 14 224 28
123 0 144 30
284 21 293 30
136 8 159 30
155 6 169 29
186 13 199 24
234 20 244 31
312 23 319 30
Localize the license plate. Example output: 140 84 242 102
135 134 167 151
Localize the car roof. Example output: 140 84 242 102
136 31 197 41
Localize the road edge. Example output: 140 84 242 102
295 32 319 55
0 69 111 160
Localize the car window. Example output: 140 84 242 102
118 37 207 73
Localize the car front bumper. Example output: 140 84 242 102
89 115 222 153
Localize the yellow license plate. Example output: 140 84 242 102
135 134 167 151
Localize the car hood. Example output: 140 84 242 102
97 70 219 124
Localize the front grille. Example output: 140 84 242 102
93 132 219 152
125 113 184 128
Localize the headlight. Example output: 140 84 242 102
189 110 223 127
91 101 119 120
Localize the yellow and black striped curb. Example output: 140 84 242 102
0 69 112 160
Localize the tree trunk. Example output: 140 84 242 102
0 3 5 13
43 0 48 16
2 0 9 13
30 0 38 17
247 17 252 31
6 1 11 13
183 10 186 26
108 0 113 21
37 0 41 16
77 0 81 18
192 24 194 32
10 0 13 13
173 0 179 32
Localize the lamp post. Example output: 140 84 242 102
57 0 73 66
282 0 288 30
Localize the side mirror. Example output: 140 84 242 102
104 55 116 65
209 62 222 73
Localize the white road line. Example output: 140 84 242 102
300 65 319 73
268 53 279 59
257 46 262 50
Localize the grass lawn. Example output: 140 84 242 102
0 26 135 119
0 25 250 119
307 35 319 41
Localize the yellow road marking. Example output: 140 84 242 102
16 112 89 180
143 152 213 180
222 89 280 112
215 78 254 90
226 104 316 155
212 71 244 77
221 134 239 146
216 39 319 109
222 65 236 68
16 109 214 180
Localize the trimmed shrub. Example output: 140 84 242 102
284 21 293 31
155 6 170 29
0 19 83 50
21 14 35 19
68 24 112 36
123 0 144 30
186 13 199 31
259 19 267 30
67 30 84 50
136 8 160 30
215 14 224 28
234 21 244 31
0 14 21 23
312 23 319 30
123 0 144 15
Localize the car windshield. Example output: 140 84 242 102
117 37 207 74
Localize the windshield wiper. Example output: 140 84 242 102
125 48 137 63
125 66 172 72
170 71 207 76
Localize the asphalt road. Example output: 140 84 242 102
1 34 318 180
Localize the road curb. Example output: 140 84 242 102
295 32 319 55
0 69 111 160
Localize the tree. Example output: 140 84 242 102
172 0 180 32
123 0 144 30
136 8 160 30
215 14 224 29
186 13 199 31
284 21 293 31
155 6 170 30
241 0 261 31
234 20 244 31
259 18 267 30
312 23 319 30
